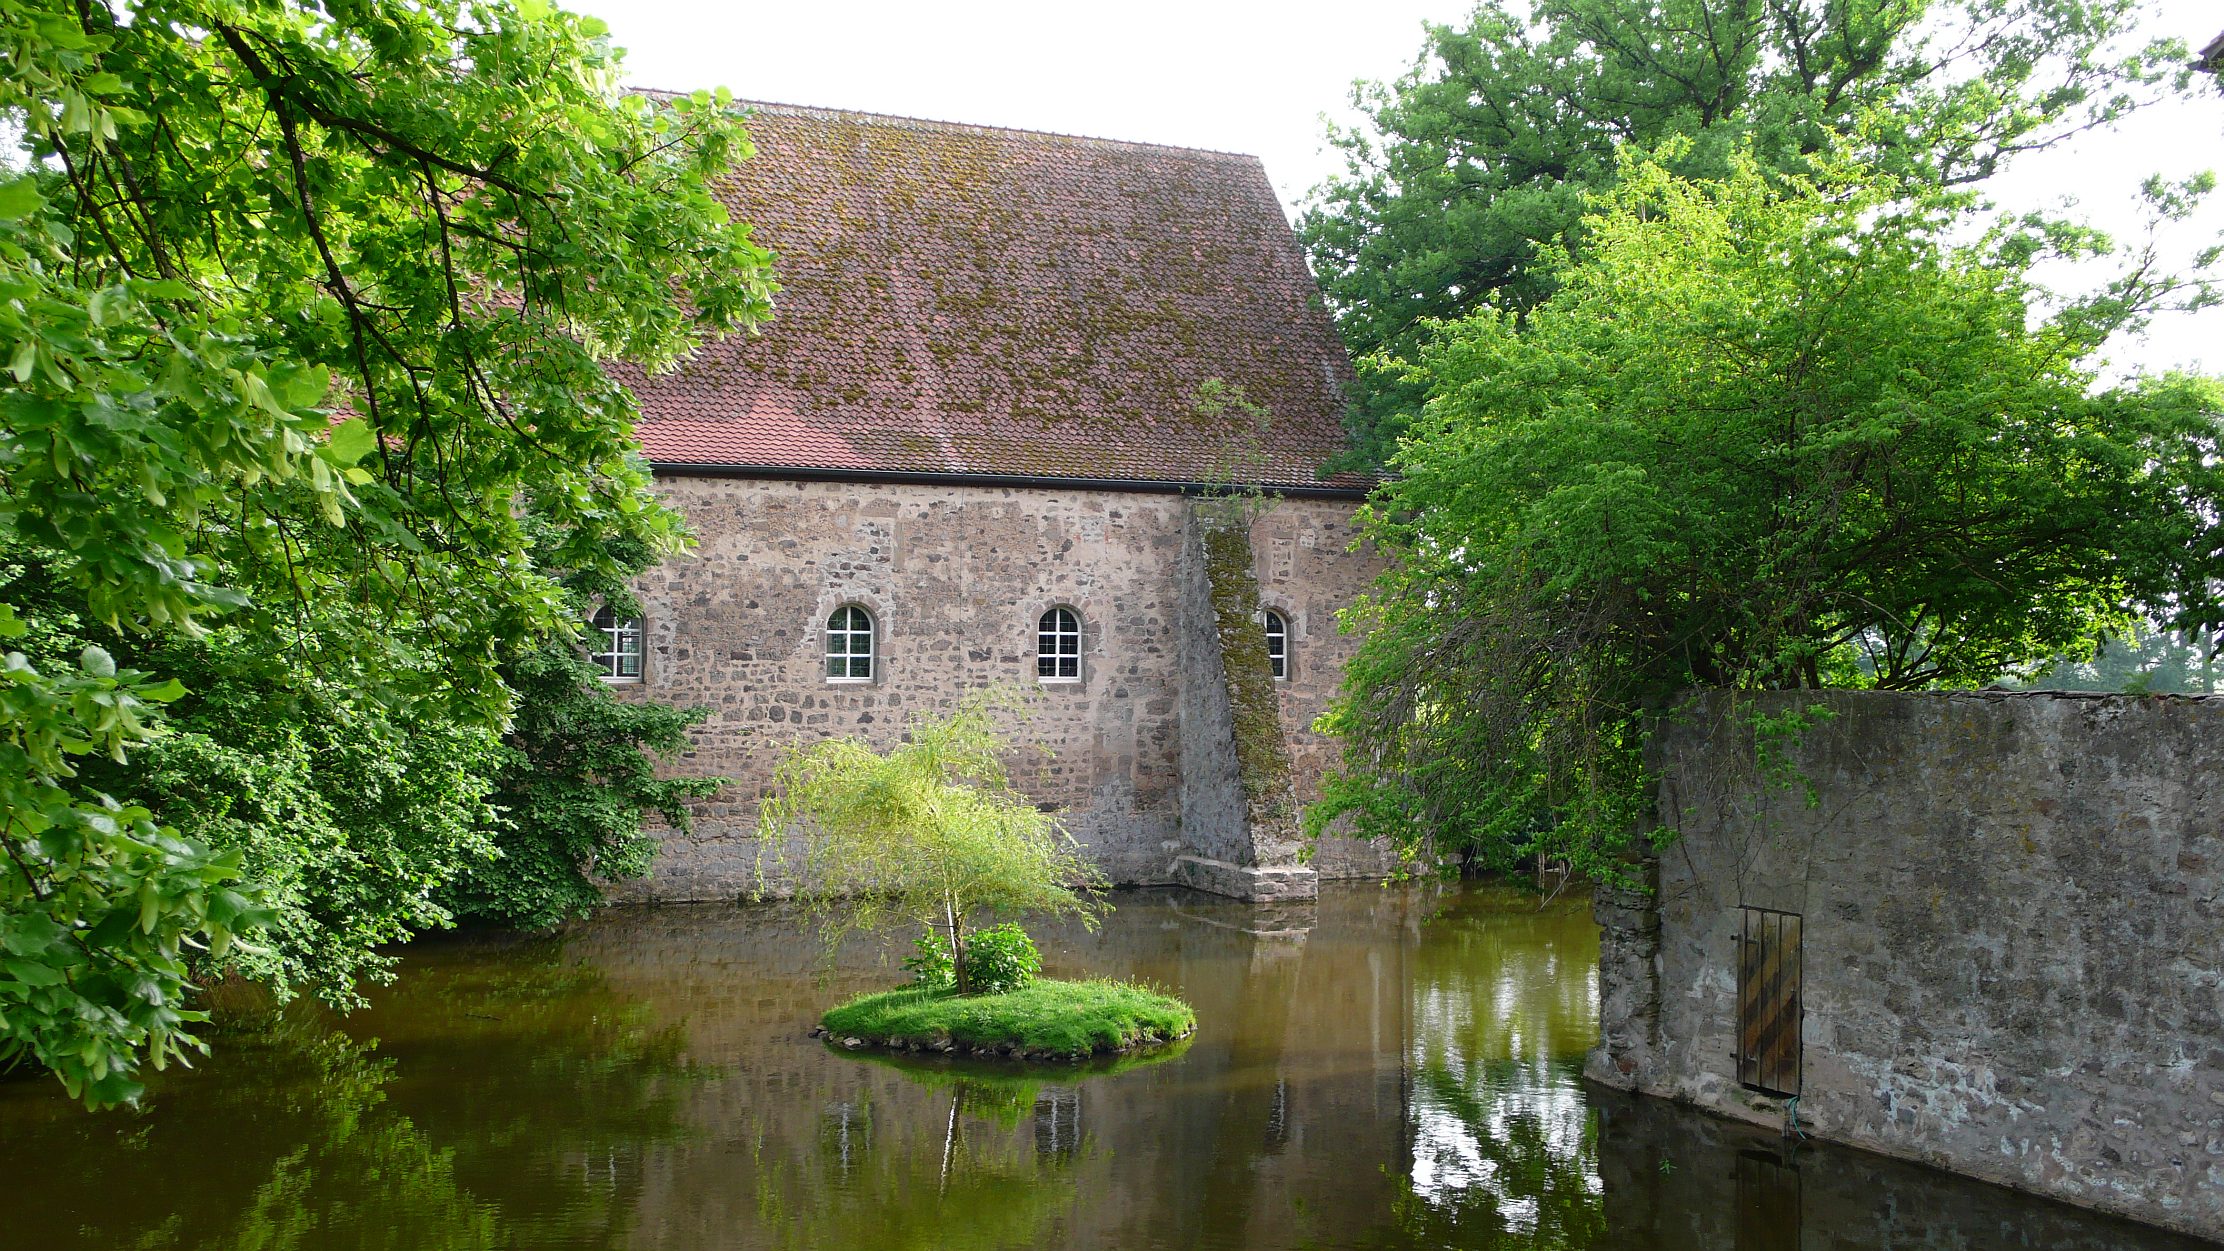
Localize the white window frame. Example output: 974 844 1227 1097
591 605 645 683
1262 609 1289 681
1037 607 1081 683
825 605 875 683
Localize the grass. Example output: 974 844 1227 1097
820 978 1195 1060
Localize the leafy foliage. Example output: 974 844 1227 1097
0 630 264 1107
2018 622 2223 694
442 636 719 930
1314 148 2224 878
1 545 507 1008
1301 0 2200 465
0 0 771 1102
903 929 955 988
123 626 504 1005
757 692 1107 994
444 531 723 931
961 923 1042 996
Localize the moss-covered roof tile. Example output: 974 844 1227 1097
627 102 1367 490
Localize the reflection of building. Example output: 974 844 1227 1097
1032 1087 1081 1163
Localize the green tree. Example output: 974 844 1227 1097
757 693 1107 994
445 533 723 931
1 544 506 1006
1301 0 2200 466
2 529 717 1006
2019 622 2223 693
1313 147 2224 877
0 0 773 1104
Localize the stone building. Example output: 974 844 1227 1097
601 103 1389 902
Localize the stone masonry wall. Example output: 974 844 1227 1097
1587 690 2224 1241
614 475 1390 903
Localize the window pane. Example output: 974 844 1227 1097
1038 608 1081 680
588 607 644 680
827 607 875 679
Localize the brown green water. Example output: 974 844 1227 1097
1 884 2210 1250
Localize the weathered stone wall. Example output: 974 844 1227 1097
1588 690 2224 1242
616 475 1390 902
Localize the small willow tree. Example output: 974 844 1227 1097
757 693 1107 993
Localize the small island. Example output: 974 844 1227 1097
820 978 1195 1061
761 694 1199 1062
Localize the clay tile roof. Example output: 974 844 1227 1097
626 102 1367 493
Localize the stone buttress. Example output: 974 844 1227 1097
1171 500 1316 901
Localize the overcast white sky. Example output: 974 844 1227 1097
597 0 2223 376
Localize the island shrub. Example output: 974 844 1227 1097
757 691 1107 994
763 693 1197 1057
907 923 1039 996
959 925 1042 996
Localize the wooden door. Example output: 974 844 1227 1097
1737 907 1803 1096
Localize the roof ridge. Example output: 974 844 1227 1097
627 89 1266 164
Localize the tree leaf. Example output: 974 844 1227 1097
2 958 65 987
0 177 43 223
324 417 377 465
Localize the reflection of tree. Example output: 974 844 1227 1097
14 938 704 1251
1407 888 1599 1069
133 1030 501 1251
1371 888 1608 1249
367 940 708 1248
747 1068 1086 1251
1388 1058 1607 1248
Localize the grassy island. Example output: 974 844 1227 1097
821 979 1195 1060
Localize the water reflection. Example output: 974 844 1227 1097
0 936 699 1251
1398 889 1606 1248
0 886 2209 1251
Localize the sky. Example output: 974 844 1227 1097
596 0 2224 376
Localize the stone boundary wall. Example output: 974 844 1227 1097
1588 690 2224 1242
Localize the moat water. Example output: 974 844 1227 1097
1 884 2210 1250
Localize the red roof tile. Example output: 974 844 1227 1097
628 103 1366 492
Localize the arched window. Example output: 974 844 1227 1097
1261 609 1288 681
591 605 644 682
826 606 875 681
1037 607 1081 682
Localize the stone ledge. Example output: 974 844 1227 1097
1169 855 1318 901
